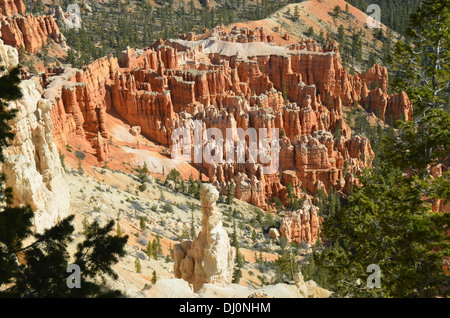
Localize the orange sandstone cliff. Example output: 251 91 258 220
0 0 25 17
0 0 66 53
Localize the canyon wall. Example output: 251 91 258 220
41 26 412 215
0 38 70 233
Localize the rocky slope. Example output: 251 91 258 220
230 0 401 72
0 38 70 233
61 161 329 297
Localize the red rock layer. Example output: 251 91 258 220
0 0 25 17
1 9 66 53
46 56 119 161
365 88 413 123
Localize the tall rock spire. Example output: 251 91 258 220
171 183 235 291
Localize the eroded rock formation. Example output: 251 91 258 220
279 197 321 246
0 0 25 17
0 0 66 53
171 183 235 291
0 38 70 233
40 26 409 213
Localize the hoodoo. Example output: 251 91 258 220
171 183 235 292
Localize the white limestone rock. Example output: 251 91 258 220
0 40 70 233
171 183 236 291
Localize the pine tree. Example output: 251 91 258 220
232 268 242 284
33 0 45 14
367 51 377 68
190 211 196 240
251 229 257 243
135 257 141 273
351 30 363 63
317 164 449 297
151 238 159 260
337 24 345 41
231 220 238 248
382 29 393 63
306 26 314 37
0 67 20 160
142 162 149 175
349 0 422 35
18 45 26 62
41 42 50 67
389 0 449 117
282 79 288 104
0 102 129 297
78 159 84 175
293 5 300 21
265 210 275 228
116 222 122 237
274 197 284 211
318 30 325 45
333 5 341 17
286 182 294 208
275 249 298 283
66 48 78 68
336 24 349 65
188 173 194 194
149 241 155 257
140 216 146 231
166 168 181 191
226 182 235 205
315 1 450 296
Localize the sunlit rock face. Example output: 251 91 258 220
0 38 70 233
280 197 320 247
171 183 235 292
0 0 67 53
0 0 26 17
41 25 408 210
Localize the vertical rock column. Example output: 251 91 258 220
171 183 235 291
279 197 320 247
